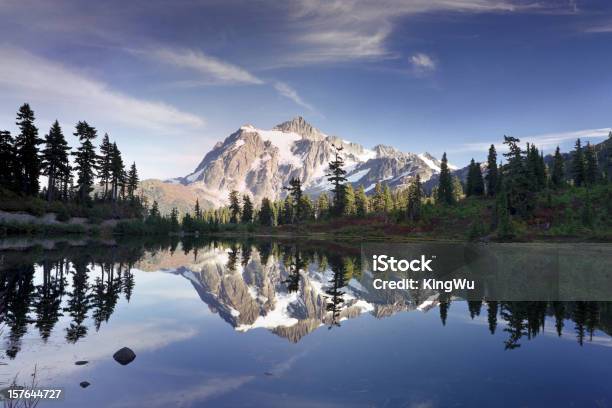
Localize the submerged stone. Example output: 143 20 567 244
113 347 136 366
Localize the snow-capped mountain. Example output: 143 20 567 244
166 116 452 206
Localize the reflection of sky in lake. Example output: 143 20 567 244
2 243 612 407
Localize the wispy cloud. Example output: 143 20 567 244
410 53 437 72
273 81 315 112
453 128 612 154
280 0 561 66
584 22 612 33
142 47 317 113
0 46 205 131
146 48 264 85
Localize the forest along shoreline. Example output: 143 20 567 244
1 103 612 243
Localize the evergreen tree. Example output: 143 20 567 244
149 200 160 219
282 195 294 224
371 182 385 213
584 142 598 185
502 136 533 217
355 185 369 217
485 144 498 197
0 130 15 190
41 120 70 201
571 138 586 187
169 207 179 230
466 159 476 196
228 190 241 223
466 159 484 196
284 177 304 222
551 146 565 189
436 152 454 205
110 142 125 201
316 192 330 220
98 133 113 199
343 184 356 216
194 199 202 220
496 191 514 238
241 194 254 223
72 121 98 202
298 195 315 221
326 144 347 216
259 197 275 226
14 103 42 195
452 176 464 202
126 162 139 200
383 183 393 213
406 174 422 222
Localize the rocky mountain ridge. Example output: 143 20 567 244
144 117 454 210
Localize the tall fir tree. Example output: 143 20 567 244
436 152 454 205
282 195 294 224
98 133 113 199
298 195 314 221
0 130 15 190
551 146 565 189
571 138 586 187
14 103 42 195
406 174 422 222
355 185 369 217
228 190 241 223
502 135 533 217
169 207 179 230
284 177 304 222
126 162 139 200
343 184 356 216
72 121 98 202
259 197 275 226
194 199 202 220
485 144 498 197
326 144 347 216
383 183 394 213
110 142 125 201
316 192 330 220
584 142 598 185
371 182 385 213
466 159 484 196
41 120 70 201
241 195 253 223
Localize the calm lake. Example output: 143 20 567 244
1 237 612 407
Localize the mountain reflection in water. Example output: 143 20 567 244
2 237 610 358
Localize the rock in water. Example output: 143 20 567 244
75 361 88 366
113 347 136 365
80 381 90 388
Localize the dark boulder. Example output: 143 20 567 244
113 347 136 366
80 381 90 388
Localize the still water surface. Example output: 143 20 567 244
1 237 612 407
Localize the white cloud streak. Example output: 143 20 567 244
143 48 316 112
281 0 549 66
273 81 315 112
0 46 205 131
148 48 264 85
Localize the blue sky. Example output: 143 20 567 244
1 0 611 178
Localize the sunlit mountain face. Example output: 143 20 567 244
2 238 612 407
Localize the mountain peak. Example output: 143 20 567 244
273 116 324 140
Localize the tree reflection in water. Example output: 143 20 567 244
1 237 611 360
